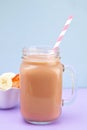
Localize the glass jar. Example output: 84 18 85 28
20 47 76 124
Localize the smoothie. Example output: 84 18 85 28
20 54 63 123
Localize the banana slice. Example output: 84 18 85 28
0 75 12 90
2 72 16 79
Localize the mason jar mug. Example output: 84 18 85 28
20 47 76 124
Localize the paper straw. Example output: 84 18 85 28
53 16 73 50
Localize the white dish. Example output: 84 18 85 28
0 87 20 109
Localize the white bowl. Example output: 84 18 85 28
0 87 20 109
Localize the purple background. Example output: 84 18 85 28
0 88 87 130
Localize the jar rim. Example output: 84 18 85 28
22 47 60 57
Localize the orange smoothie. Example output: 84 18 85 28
20 53 63 123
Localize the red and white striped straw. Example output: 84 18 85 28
53 16 73 50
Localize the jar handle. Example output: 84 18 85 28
62 65 77 106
